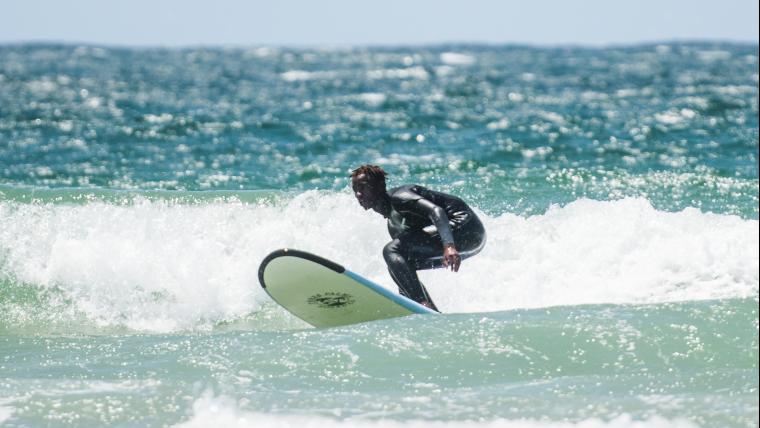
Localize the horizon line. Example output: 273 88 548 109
2 38 758 51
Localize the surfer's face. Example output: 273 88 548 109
352 173 382 210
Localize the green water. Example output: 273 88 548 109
1 299 757 427
0 42 758 427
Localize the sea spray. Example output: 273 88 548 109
1 193 756 333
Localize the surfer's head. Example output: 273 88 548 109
351 165 387 211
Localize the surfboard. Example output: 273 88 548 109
258 249 438 328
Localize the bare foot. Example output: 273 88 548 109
419 301 439 312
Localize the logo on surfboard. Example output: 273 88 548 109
307 292 355 308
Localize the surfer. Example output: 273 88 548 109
351 165 486 312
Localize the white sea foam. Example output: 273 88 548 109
1 194 757 331
175 392 699 428
697 50 732 62
358 93 387 107
366 67 429 80
440 52 475 66
0 405 12 425
280 70 338 82
654 109 697 125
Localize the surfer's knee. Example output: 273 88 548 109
383 240 403 265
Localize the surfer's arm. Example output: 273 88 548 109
412 198 455 246
410 198 462 272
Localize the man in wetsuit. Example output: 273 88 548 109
350 165 486 312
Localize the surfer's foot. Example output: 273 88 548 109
419 301 438 312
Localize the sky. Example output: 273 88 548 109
1 0 758 47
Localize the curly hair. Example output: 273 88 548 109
350 164 388 187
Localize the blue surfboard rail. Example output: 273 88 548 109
342 270 437 314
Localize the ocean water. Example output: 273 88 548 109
0 43 758 427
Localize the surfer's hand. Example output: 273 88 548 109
442 244 461 272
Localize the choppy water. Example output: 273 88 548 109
0 42 758 427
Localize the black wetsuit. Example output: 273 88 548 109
382 185 486 311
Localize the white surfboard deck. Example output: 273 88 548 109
258 249 437 328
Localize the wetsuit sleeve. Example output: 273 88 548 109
411 198 456 246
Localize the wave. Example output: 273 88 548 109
179 392 700 428
1 191 757 333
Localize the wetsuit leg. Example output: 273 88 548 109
383 219 486 311
383 235 441 311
